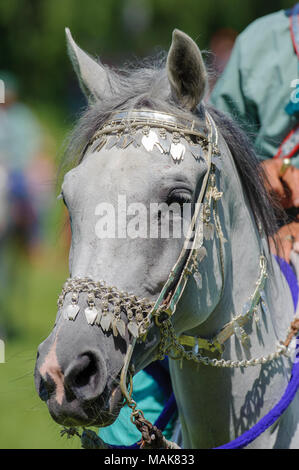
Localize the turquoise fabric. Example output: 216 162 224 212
98 370 174 446
210 9 299 168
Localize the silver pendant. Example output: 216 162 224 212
112 318 119 337
128 321 139 338
193 271 202 289
204 223 214 240
197 246 207 262
190 145 204 161
116 319 126 338
116 135 126 148
84 306 98 325
116 134 135 149
100 312 112 332
158 135 170 154
95 311 102 326
133 131 143 147
95 138 107 152
122 135 135 149
154 141 164 154
142 130 159 152
64 304 80 321
106 135 119 150
170 142 185 161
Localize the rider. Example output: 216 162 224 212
0 71 41 252
210 4 299 265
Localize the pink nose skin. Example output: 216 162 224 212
39 337 65 405
38 337 108 407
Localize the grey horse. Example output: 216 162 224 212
34 28 299 448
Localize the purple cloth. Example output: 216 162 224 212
215 256 299 449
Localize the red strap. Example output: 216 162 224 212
273 123 299 159
289 7 299 59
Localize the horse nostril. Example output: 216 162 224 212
73 354 97 388
64 352 107 400
35 368 55 402
39 376 50 402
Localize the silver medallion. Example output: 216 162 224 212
158 135 170 154
64 304 80 321
100 312 112 332
197 246 207 262
133 131 143 147
193 271 202 289
170 142 185 161
204 223 214 240
116 318 126 338
190 145 204 161
84 306 98 325
112 318 118 337
122 135 135 149
128 321 139 338
96 138 107 152
142 130 159 152
95 311 102 326
116 135 126 148
106 135 119 150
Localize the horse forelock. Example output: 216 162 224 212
61 54 204 168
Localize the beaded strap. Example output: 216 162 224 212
58 277 154 339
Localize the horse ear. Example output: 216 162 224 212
65 27 108 101
166 29 207 110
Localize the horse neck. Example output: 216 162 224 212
203 134 293 349
216 138 293 336
169 137 296 448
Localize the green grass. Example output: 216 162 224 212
0 105 87 449
0 241 83 449
0 339 80 449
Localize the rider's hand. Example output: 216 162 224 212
270 219 299 263
261 159 299 209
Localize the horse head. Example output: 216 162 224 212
34 28 219 428
34 28 298 448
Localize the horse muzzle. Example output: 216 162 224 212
34 347 122 427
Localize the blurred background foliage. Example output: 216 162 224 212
0 0 293 104
0 0 294 449
0 0 293 144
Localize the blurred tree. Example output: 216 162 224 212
0 0 293 109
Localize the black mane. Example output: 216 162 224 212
207 106 282 241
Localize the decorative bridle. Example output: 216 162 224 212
58 108 297 448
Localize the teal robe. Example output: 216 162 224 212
98 369 175 446
210 9 299 168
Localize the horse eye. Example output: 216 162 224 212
167 189 192 205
